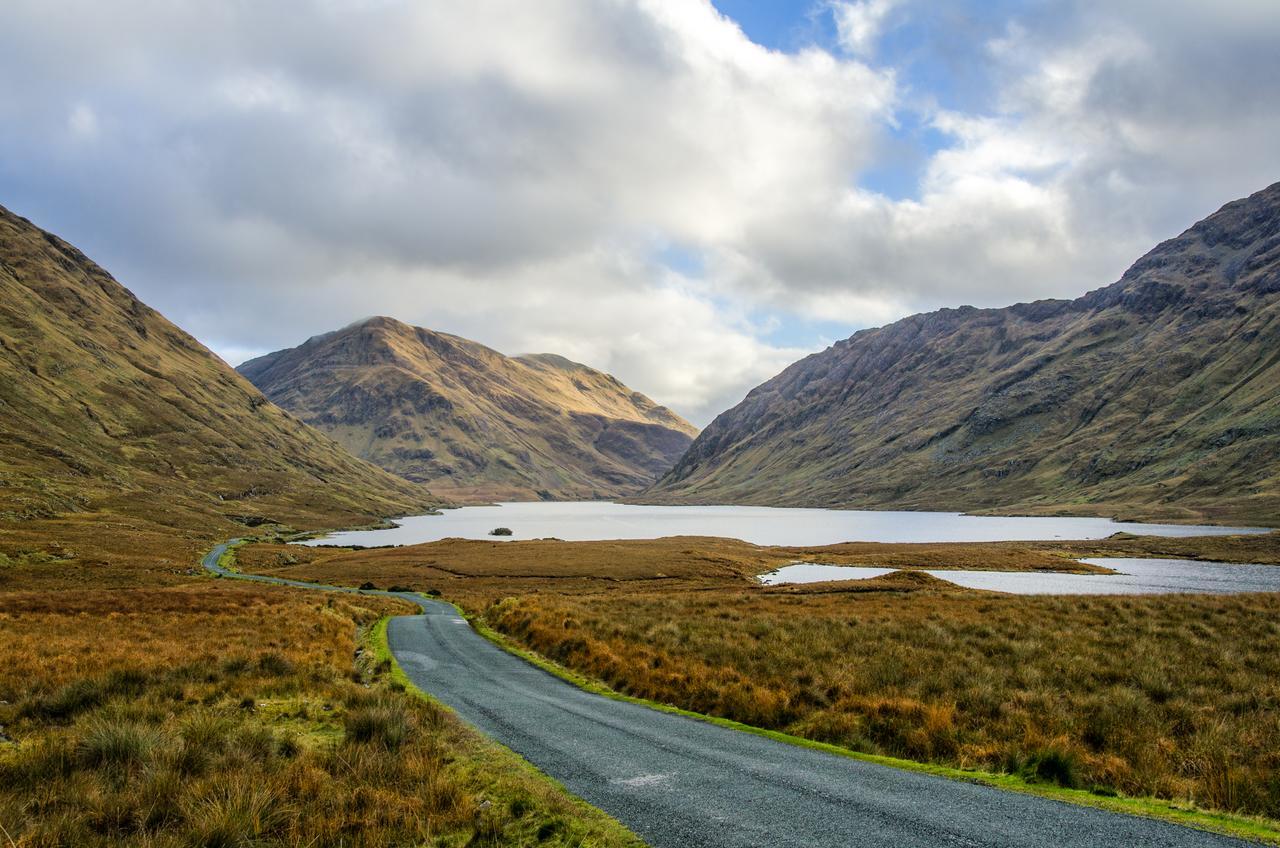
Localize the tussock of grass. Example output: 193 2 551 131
0 583 640 847
183 780 284 848
75 717 164 771
344 698 413 750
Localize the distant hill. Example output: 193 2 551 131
238 318 698 501
648 183 1280 526
0 204 434 536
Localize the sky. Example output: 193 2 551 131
1 1 1278 426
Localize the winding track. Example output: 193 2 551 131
204 541 1251 848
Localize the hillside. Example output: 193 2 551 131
648 183 1280 526
0 203 434 560
238 318 698 501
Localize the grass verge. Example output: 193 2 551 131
227 536 1280 844
460 608 1280 845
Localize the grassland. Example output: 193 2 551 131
249 531 1280 826
0 581 639 847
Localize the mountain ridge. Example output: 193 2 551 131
646 182 1280 526
0 203 435 538
239 317 698 501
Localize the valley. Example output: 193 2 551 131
4 5 1278 846
0 206 644 846
2 177 1278 847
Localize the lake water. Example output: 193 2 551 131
757 559 1280 595
300 501 1267 548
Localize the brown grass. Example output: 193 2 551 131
251 532 1280 822
477 587 1280 818
0 515 210 592
0 582 638 847
250 532 1280 593
239 535 1110 593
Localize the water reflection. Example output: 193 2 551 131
758 559 1280 595
300 501 1267 548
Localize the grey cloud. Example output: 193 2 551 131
1 0 1277 425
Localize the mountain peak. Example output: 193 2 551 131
1116 179 1280 292
517 352 587 371
239 320 697 501
353 315 415 334
648 183 1280 525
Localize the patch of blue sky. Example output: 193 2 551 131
756 311 861 350
711 0 837 52
859 113 950 200
653 240 706 278
712 1 1042 201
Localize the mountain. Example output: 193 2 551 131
238 318 698 501
648 183 1280 526
0 204 434 536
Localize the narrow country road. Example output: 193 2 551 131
204 542 1251 848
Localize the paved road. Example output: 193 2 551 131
204 542 1250 848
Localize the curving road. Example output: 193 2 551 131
204 542 1251 848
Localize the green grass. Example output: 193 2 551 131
215 540 246 573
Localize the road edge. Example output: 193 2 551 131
209 539 1280 846
203 540 647 848
460 606 1280 846
366 617 646 848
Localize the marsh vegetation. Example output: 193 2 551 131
252 532 1280 823
0 584 638 846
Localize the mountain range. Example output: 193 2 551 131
3 181 1277 538
0 203 433 539
647 182 1280 526
238 318 697 501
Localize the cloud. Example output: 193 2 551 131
0 0 1277 426
830 0 901 57
711 0 1280 321
0 0 897 424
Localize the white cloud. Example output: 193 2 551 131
830 0 900 57
1 0 1278 426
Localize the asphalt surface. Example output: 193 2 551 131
204 542 1251 848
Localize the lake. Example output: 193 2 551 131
300 500 1267 548
757 559 1280 595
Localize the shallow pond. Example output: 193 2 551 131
757 558 1280 595
300 501 1267 548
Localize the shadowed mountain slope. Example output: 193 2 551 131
0 204 434 538
239 318 698 501
648 183 1280 526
